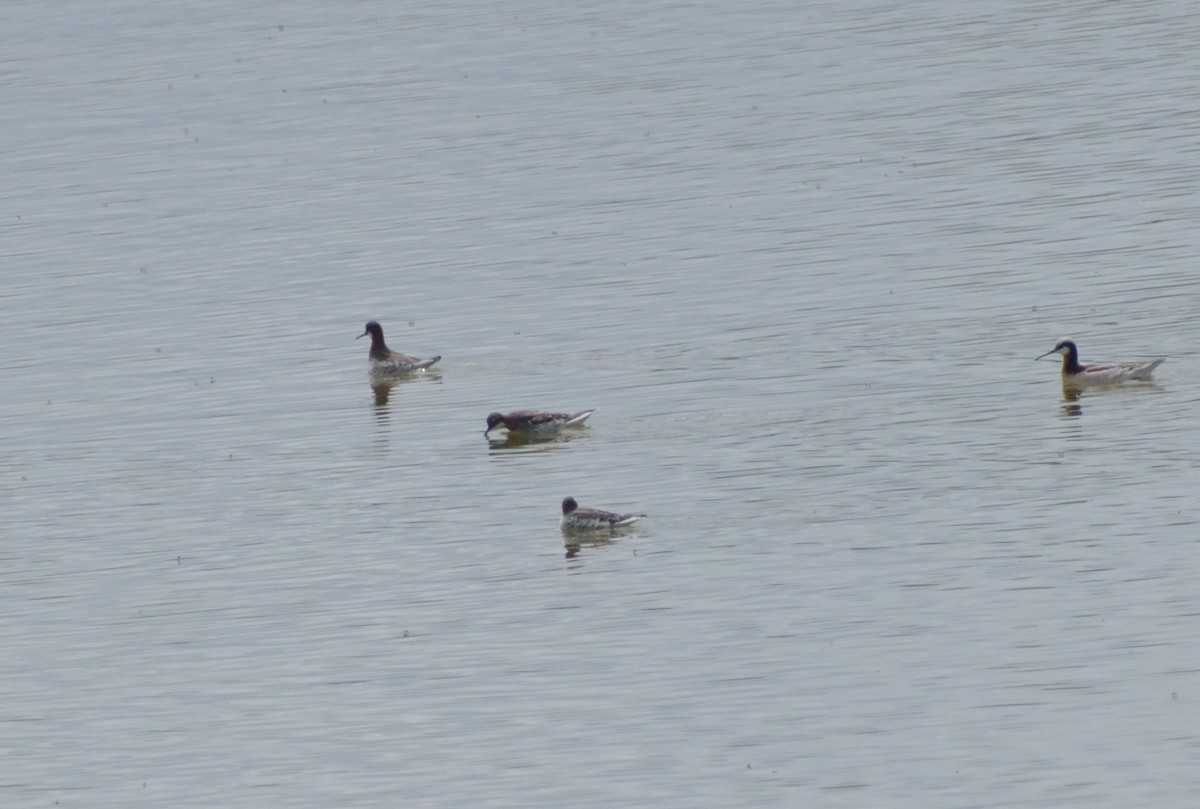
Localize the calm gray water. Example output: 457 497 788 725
4 1 1200 806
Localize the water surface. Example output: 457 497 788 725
3 1 1200 806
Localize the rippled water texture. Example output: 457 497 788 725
3 1 1200 806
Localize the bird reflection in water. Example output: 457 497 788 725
563 534 617 559
372 380 397 407
1058 379 1162 420
368 371 440 425
487 429 587 452
1060 387 1083 418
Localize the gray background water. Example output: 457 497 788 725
4 1 1200 806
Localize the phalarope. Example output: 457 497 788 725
560 497 646 532
1036 338 1163 387
485 409 596 437
357 321 441 375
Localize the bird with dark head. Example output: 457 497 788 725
1036 338 1162 386
559 496 646 532
357 321 441 375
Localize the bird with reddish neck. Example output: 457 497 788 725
357 321 440 375
484 409 596 438
559 497 646 532
1036 338 1163 387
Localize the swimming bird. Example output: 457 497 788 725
357 321 441 374
485 409 596 437
560 496 646 532
1036 338 1163 386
